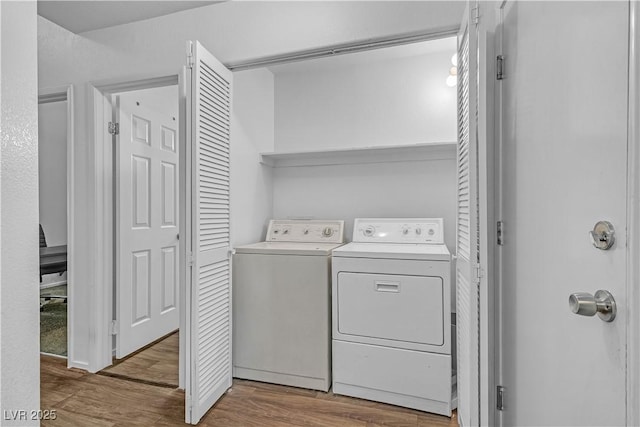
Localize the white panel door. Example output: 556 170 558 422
182 40 233 425
116 91 179 359
456 3 480 426
500 2 628 425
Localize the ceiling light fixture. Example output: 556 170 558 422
446 53 458 87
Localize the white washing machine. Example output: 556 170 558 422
233 219 345 392
332 218 456 416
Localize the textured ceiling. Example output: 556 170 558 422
37 1 221 34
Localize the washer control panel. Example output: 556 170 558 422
266 220 345 243
353 218 444 244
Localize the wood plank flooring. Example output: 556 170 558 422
42 357 457 426
99 332 179 388
42 332 457 426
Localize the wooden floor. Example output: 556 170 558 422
99 332 179 388
42 357 457 426
41 333 458 426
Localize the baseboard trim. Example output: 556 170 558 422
68 359 90 370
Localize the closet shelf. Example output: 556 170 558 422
260 142 456 168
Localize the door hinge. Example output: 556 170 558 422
111 320 119 335
474 263 484 283
497 385 505 411
188 251 194 266
186 41 195 69
497 220 504 246
228 249 236 259
472 5 480 24
496 55 504 80
108 121 119 135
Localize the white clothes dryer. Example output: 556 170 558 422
233 219 344 392
332 218 456 416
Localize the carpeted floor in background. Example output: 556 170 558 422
40 284 67 356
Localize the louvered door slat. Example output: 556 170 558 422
200 87 230 114
199 87 229 110
456 5 480 426
200 164 228 178
200 146 229 163
201 69 230 96
185 40 233 425
199 108 230 135
200 117 230 139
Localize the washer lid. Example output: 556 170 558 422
234 241 344 256
331 242 451 261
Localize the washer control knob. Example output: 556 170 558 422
303 229 309 235
363 226 376 237
428 228 435 236
322 227 334 237
415 228 422 235
283 229 289 235
402 226 410 235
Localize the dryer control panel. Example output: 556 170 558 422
352 218 444 244
266 220 345 243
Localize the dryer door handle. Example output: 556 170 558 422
375 281 400 293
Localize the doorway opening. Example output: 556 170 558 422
38 86 73 358
96 83 181 387
105 84 180 387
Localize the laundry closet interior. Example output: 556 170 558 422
229 34 458 414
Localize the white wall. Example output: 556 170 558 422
38 101 67 247
273 159 456 248
1 1 40 423
120 85 178 120
271 42 457 247
37 1 463 370
274 49 457 151
231 69 275 246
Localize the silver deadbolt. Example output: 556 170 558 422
569 290 616 322
589 221 615 250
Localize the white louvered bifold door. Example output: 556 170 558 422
456 3 480 426
183 40 233 425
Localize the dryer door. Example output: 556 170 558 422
336 272 445 352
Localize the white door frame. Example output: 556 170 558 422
627 1 640 424
494 1 640 425
455 2 501 424
38 84 75 364
87 75 183 378
475 3 498 424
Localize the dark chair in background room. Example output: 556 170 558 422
39 224 67 309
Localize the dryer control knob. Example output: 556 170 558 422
415 228 422 235
322 227 334 237
402 226 410 235
363 226 376 237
